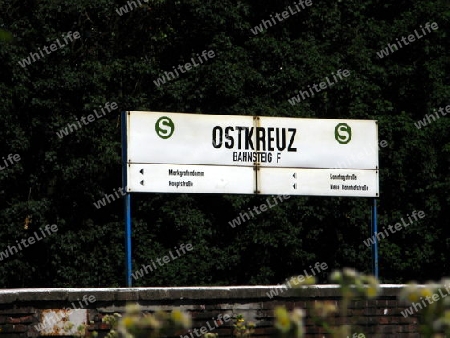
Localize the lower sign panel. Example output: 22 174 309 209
258 168 379 197
127 164 254 194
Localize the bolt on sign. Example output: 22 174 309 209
125 111 379 197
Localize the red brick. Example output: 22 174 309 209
378 316 390 325
6 317 21 324
19 315 34 323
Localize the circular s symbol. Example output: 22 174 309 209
335 123 352 144
155 116 175 139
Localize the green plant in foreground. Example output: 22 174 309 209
87 271 450 338
203 333 219 338
398 279 450 338
232 314 255 338
327 268 380 338
274 306 305 338
75 324 87 337
100 304 191 338
274 268 379 338
101 312 122 338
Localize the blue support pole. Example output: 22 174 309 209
125 194 132 286
121 111 132 287
371 198 378 278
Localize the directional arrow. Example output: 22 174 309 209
293 173 296 178
293 183 297 189
140 180 144 185
139 169 144 175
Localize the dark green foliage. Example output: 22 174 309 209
0 0 448 287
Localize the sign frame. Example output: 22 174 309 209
125 111 379 197
121 111 380 286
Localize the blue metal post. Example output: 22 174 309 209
371 198 378 278
125 194 132 286
121 111 132 287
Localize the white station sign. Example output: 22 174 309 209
127 164 254 194
125 111 379 197
259 168 378 197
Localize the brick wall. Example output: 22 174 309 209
0 286 419 338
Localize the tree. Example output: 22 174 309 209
0 0 448 286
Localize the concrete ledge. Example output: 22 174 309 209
0 285 403 304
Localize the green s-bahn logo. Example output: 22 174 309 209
335 123 352 144
155 116 175 139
